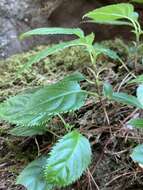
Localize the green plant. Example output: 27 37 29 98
103 82 143 166
84 3 143 72
0 3 143 190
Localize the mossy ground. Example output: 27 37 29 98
0 40 143 190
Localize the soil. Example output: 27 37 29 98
0 39 143 190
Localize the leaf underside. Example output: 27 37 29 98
9 124 48 136
131 144 143 165
137 85 143 107
83 3 138 25
112 92 142 108
44 130 92 186
16 157 53 190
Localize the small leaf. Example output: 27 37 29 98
131 0 143 3
94 43 119 60
131 144 143 165
128 75 143 84
83 3 138 25
103 82 113 99
20 27 84 39
9 125 48 137
112 92 142 108
61 72 85 83
128 118 143 128
44 130 91 187
137 85 143 107
0 79 86 126
16 157 53 190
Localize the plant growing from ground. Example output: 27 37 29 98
0 3 143 190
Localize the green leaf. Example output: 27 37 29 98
83 3 138 25
131 144 143 164
20 27 84 39
103 82 113 99
94 43 119 60
112 92 142 108
137 85 143 107
128 75 143 84
44 130 91 186
131 0 143 4
0 79 86 126
18 39 83 74
9 125 48 137
128 118 143 128
16 157 53 190
61 72 85 83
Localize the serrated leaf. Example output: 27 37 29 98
103 82 113 99
112 92 142 108
137 85 143 107
44 130 91 187
83 3 138 25
0 80 86 126
94 43 119 60
16 157 53 190
131 144 143 164
128 118 143 128
128 75 143 84
9 125 48 137
20 27 84 39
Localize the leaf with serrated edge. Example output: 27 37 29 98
44 130 91 187
83 3 138 25
9 124 48 137
0 80 87 126
131 144 143 165
16 157 53 190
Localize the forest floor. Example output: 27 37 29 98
0 39 143 190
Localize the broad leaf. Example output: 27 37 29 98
137 85 143 107
16 157 53 190
9 125 48 136
44 130 91 186
20 27 84 39
128 118 143 128
0 80 86 126
112 92 142 108
83 3 138 25
131 144 143 164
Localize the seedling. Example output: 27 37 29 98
0 3 143 190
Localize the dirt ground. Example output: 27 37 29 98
0 40 143 190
